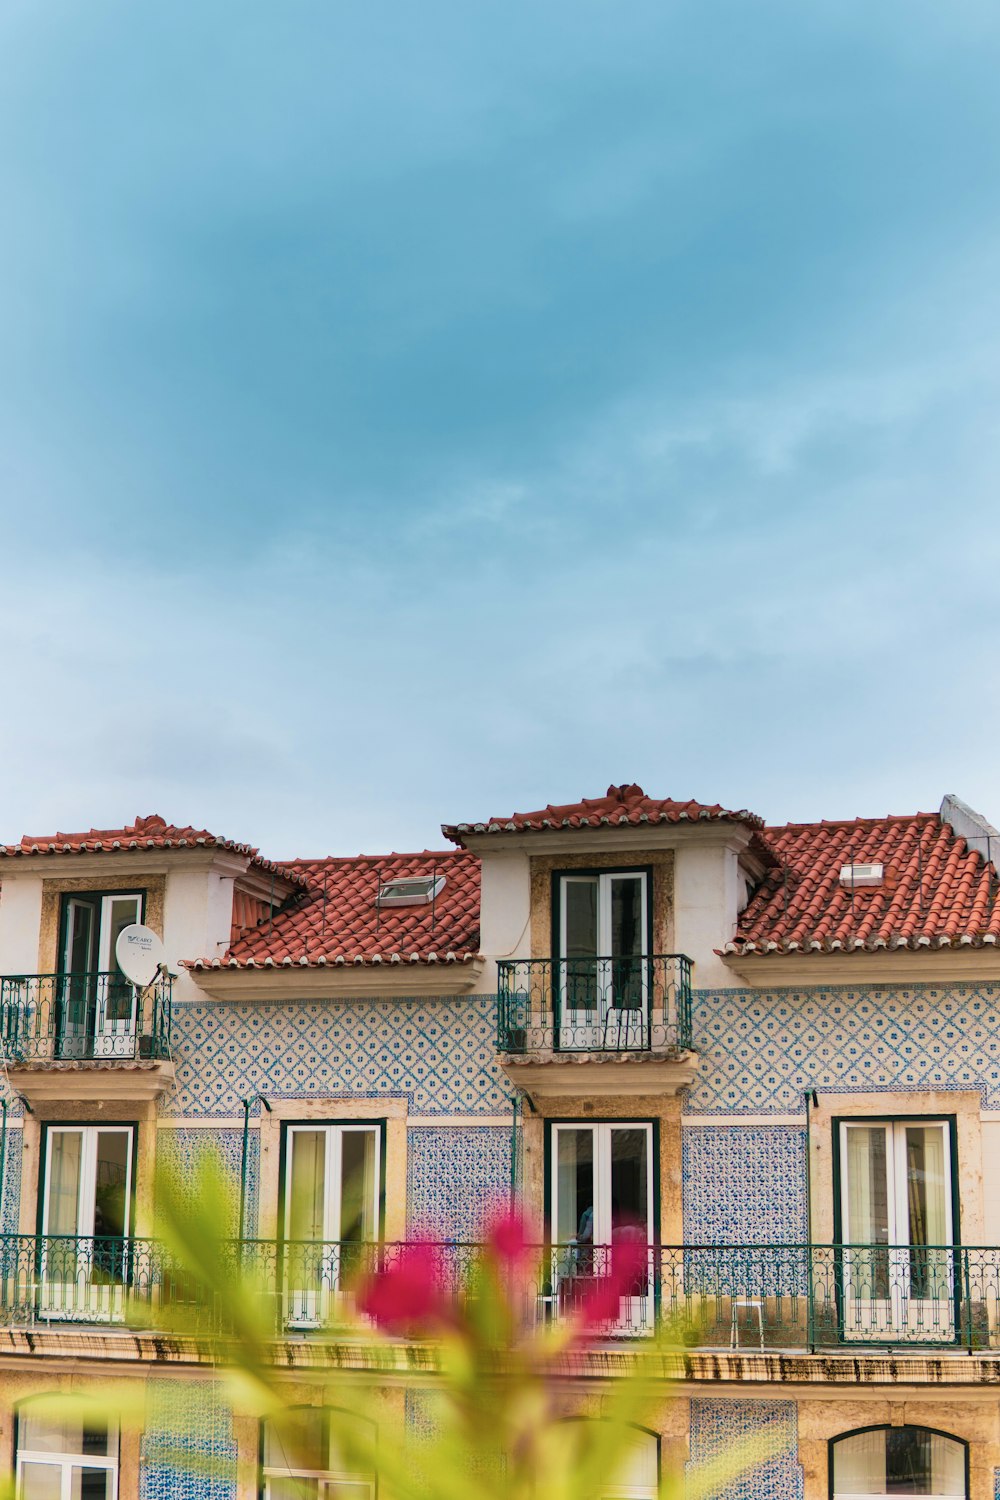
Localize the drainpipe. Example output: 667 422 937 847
509 1091 521 1208
238 1095 272 1242
804 1088 818 1351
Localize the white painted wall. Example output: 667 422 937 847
0 876 44 974
162 868 235 1001
475 849 531 995
672 840 742 989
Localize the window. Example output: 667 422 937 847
839 1119 954 1339
40 1125 134 1321
58 891 144 1058
283 1124 382 1327
16 1396 118 1499
559 1421 659 1499
831 1425 966 1498
556 871 649 1048
550 1122 654 1334
375 875 445 908
261 1407 375 1499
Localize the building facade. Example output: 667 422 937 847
1 788 1000 1497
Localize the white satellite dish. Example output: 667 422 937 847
116 924 167 988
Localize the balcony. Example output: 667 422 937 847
0 972 174 1102
496 955 695 1097
0 1237 993 1356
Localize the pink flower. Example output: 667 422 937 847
575 1232 649 1332
486 1208 531 1269
357 1243 447 1334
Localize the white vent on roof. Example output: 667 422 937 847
376 874 447 908
839 862 884 888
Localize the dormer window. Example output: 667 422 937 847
375 874 447 908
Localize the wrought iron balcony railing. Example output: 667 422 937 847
497 955 693 1053
0 1237 991 1351
0 971 173 1064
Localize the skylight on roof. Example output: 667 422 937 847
376 874 447 908
839 862 884 888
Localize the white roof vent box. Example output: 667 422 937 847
839 862 884 889
376 874 447 909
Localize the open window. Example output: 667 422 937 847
58 891 144 1059
556 871 649 1049
550 1122 654 1335
558 1420 659 1499
16 1395 119 1499
39 1125 134 1321
830 1425 966 1498
261 1406 375 1499
283 1123 382 1327
838 1119 955 1340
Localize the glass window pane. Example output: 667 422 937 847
905 1127 948 1247
564 882 598 960
73 1468 113 1500
610 1129 648 1236
65 901 96 975
845 1127 890 1243
95 1132 130 1241
266 1480 321 1500
833 1429 887 1492
289 1133 326 1242
556 1130 594 1247
340 1132 377 1242
19 1462 63 1500
21 1406 113 1458
564 881 598 1010
610 879 643 961
265 1410 328 1472
833 1426 965 1496
106 897 141 970
47 1132 83 1238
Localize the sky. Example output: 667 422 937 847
2 0 1000 856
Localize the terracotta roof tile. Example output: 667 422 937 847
726 812 1000 955
444 783 764 841
190 849 481 970
0 813 308 888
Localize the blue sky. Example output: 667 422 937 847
2 0 1000 855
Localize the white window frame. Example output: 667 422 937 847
839 1119 955 1341
39 1125 134 1323
549 1121 655 1335
261 1409 376 1500
557 873 649 1046
830 1423 967 1499
16 1405 118 1500
283 1124 382 1329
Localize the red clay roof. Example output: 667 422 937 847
191 849 481 970
0 814 308 887
444 783 764 842
727 812 1000 955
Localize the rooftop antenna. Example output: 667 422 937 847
430 855 439 937
268 868 275 937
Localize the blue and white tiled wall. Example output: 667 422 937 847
682 1127 807 1247
139 1379 237 1500
407 1125 511 1237
156 1127 259 1237
686 1400 803 1500
688 982 1000 1113
165 994 510 1117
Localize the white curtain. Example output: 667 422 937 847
930 1432 965 1495
833 1430 886 1494
906 1127 947 1246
